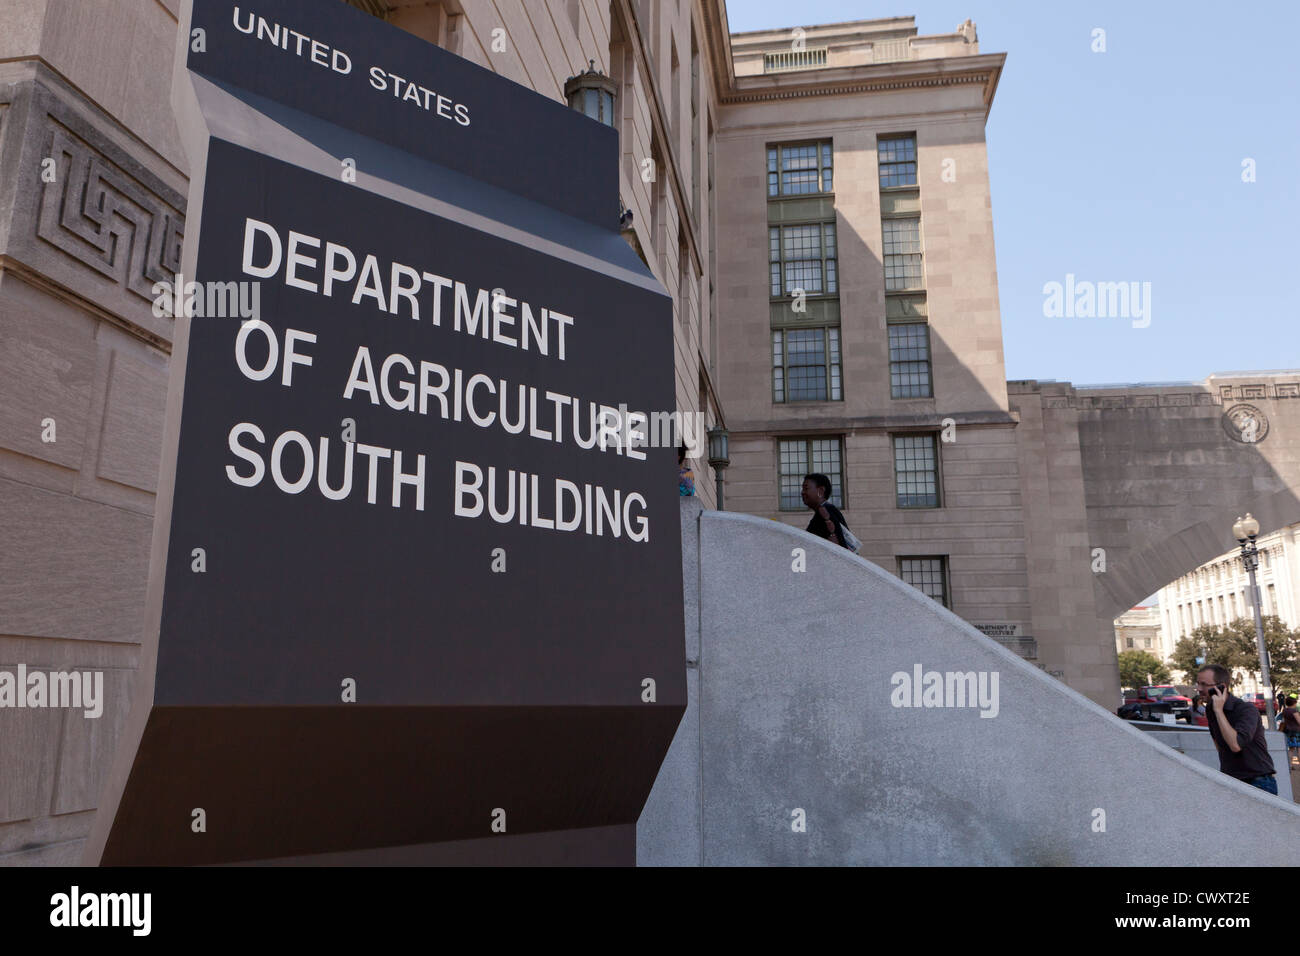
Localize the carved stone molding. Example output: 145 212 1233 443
37 122 184 302
1217 382 1299 401
0 67 186 348
727 71 993 104
1222 403 1270 444
1008 379 1299 412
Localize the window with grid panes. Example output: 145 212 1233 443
888 323 931 398
778 438 843 510
893 433 940 508
772 327 840 402
883 218 923 291
770 222 837 297
768 142 833 197
878 135 916 188
898 556 948 606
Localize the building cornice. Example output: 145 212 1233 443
1007 376 1300 407
703 5 1004 116
729 15 916 42
701 0 737 103
727 410 1018 436
725 53 1005 111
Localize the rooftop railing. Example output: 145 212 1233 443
763 48 828 72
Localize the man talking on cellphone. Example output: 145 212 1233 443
1196 664 1278 795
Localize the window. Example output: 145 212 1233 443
893 434 939 508
1143 637 1152 649
690 29 701 216
779 437 843 510
878 135 916 188
678 230 690 328
773 327 840 402
882 217 923 291
670 41 680 142
888 323 932 398
899 556 948 607
768 142 832 197
770 222 837 297
1126 637 1134 649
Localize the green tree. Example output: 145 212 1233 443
1222 615 1300 694
1118 650 1170 688
1171 624 1242 684
1171 616 1300 696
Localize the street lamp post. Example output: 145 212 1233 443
1232 513 1276 727
707 426 730 511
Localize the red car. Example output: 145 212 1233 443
1239 693 1268 714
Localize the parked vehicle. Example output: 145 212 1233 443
1121 685 1193 723
1239 692 1268 715
1118 701 1162 722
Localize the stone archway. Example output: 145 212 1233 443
1094 484 1300 625
1012 373 1300 708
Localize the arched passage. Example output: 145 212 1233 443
1012 374 1300 707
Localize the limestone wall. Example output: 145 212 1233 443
0 0 185 865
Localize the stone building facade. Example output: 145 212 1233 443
1113 605 1164 661
711 18 1029 672
1159 521 1300 641
1 0 188 865
1156 519 1300 692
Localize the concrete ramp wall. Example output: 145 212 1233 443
637 500 1299 865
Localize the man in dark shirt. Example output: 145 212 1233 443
1196 665 1277 794
801 473 849 549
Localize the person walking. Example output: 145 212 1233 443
801 473 850 550
1280 695 1300 765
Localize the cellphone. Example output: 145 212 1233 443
1207 685 1225 697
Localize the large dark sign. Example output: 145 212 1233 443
88 0 684 865
186 0 616 229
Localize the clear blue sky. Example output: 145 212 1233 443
726 0 1300 385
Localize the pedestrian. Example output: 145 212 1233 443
1196 665 1278 795
1189 694 1208 727
678 444 695 497
801 473 850 549
1281 695 1300 763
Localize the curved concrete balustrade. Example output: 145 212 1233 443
637 499 1300 865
